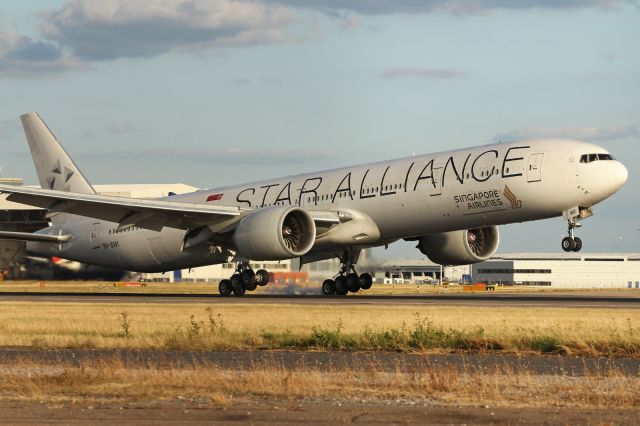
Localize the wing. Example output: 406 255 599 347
0 185 241 232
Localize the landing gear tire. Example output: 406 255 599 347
561 237 576 252
562 237 576 252
359 273 373 290
230 274 245 296
335 276 348 296
346 273 360 293
255 269 269 286
241 269 255 285
218 279 232 297
242 269 257 291
572 237 583 252
322 279 336 295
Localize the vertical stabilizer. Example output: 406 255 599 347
20 112 96 194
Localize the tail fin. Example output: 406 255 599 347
20 112 96 194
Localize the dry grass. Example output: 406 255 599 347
0 302 638 357
1 357 638 409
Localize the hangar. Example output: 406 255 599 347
471 253 640 288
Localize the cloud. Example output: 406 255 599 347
322 9 362 30
77 147 334 165
494 124 640 142
339 15 361 31
0 24 82 76
2 0 634 77
380 67 466 79
38 0 298 61
273 0 637 15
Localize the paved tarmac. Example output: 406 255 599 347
0 291 638 308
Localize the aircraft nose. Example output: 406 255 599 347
609 161 628 192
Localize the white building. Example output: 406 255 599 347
472 253 640 288
375 259 470 284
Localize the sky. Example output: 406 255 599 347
0 0 638 258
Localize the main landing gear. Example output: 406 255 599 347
561 219 583 252
218 262 270 297
321 251 373 296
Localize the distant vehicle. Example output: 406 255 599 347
0 113 628 296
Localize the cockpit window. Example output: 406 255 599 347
580 153 615 163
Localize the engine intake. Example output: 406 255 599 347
233 206 316 260
416 226 500 265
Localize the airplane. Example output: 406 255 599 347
0 112 628 296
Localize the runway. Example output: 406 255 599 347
0 291 638 308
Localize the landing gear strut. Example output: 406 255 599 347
218 261 270 297
321 250 373 296
561 220 583 252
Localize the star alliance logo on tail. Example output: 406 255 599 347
503 185 522 209
47 159 75 191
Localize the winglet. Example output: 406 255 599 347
20 112 96 194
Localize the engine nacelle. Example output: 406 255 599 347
233 206 316 260
416 226 500 265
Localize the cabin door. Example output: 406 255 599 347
527 153 544 183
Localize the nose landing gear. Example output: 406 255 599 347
561 220 583 252
218 261 270 296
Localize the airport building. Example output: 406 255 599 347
374 259 470 284
0 178 48 278
471 253 640 288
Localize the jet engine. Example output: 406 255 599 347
416 226 499 265
233 206 316 260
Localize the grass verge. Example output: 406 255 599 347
1 357 639 409
0 302 639 357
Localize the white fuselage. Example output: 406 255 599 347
29 138 628 272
